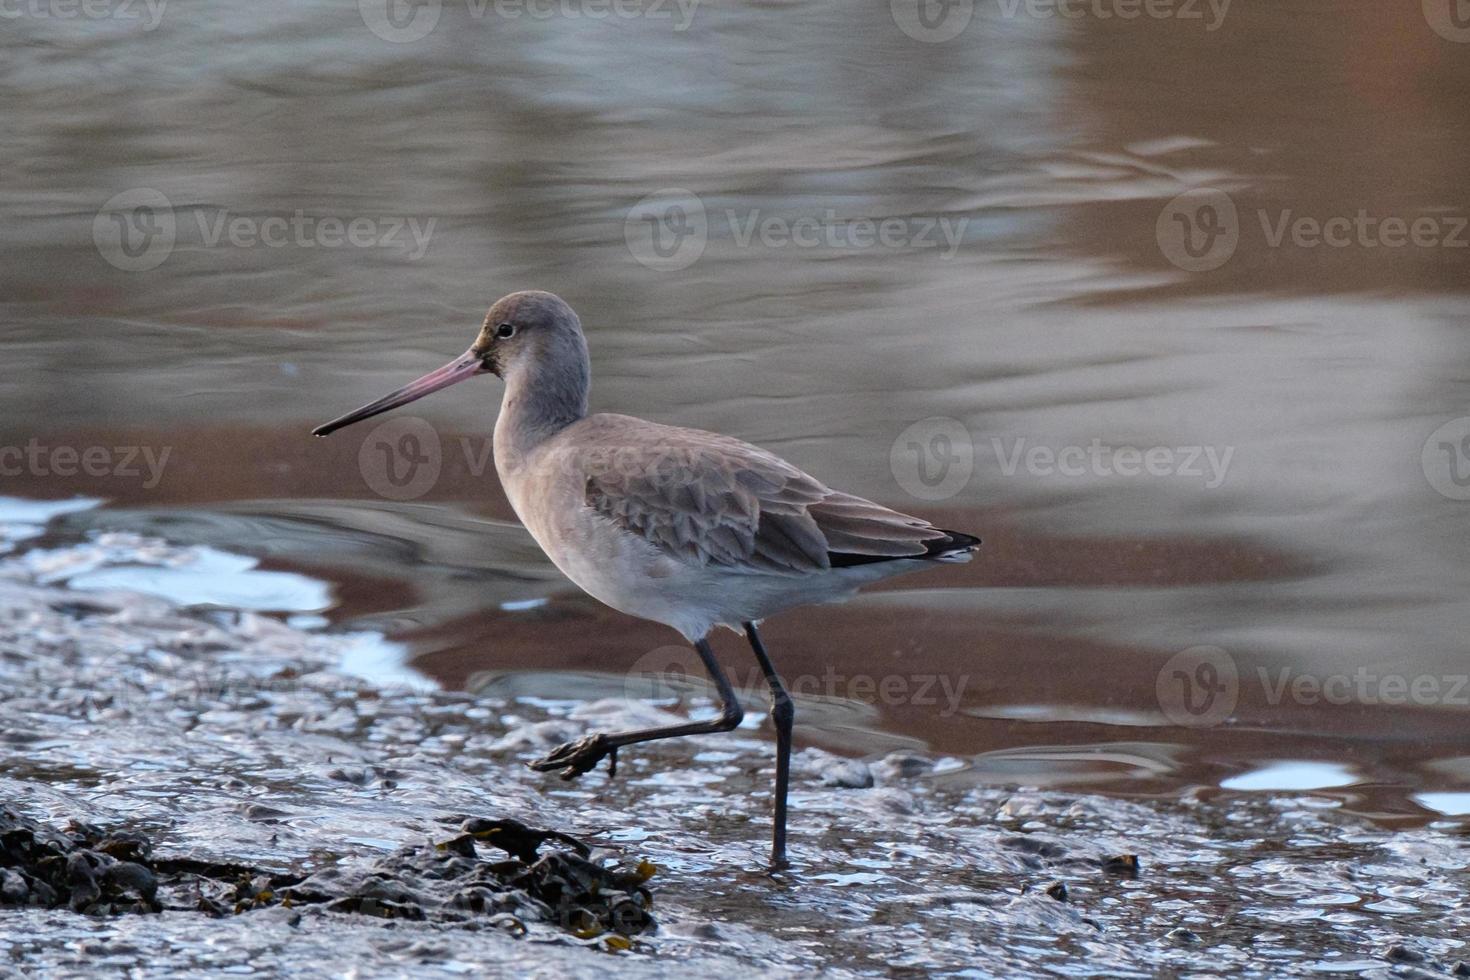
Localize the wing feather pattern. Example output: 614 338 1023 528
577 416 976 574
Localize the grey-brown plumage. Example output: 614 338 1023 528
312 289 980 870
577 416 970 574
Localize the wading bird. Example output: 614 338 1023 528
313 291 979 869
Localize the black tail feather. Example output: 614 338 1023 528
828 528 980 568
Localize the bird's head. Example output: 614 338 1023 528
311 289 583 437
470 290 582 380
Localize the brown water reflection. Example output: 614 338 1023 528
3 1 1470 816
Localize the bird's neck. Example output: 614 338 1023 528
493 353 590 467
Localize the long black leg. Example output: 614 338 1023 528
530 637 744 779
743 621 792 870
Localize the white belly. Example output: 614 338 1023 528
496 435 937 641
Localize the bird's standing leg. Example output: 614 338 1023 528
743 621 793 871
530 637 744 779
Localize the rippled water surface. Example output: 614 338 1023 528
7 513 1470 978
4 1 1470 972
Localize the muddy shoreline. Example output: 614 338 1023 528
3 516 1470 977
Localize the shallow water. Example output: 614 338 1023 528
5 518 1470 978
4 0 1470 972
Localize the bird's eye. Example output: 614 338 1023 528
495 322 515 339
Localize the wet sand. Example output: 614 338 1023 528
5 511 1470 977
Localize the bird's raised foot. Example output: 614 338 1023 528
528 733 619 780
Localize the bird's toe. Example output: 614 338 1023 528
528 733 615 780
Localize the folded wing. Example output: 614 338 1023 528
580 417 969 574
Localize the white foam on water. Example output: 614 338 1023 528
66 545 331 613
1221 761 1359 792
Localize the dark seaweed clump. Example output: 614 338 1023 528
0 807 161 915
0 808 655 944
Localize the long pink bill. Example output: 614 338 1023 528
312 349 485 437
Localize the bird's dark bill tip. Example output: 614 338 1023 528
306 349 486 441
